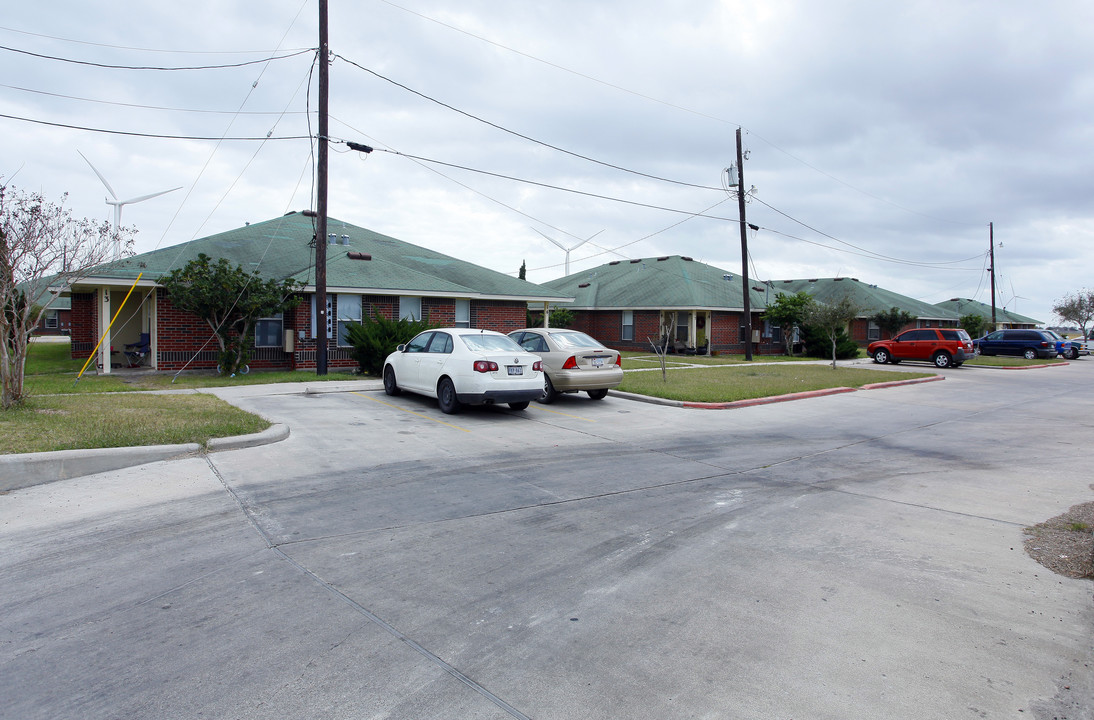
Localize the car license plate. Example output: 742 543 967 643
592 357 604 367
507 366 523 375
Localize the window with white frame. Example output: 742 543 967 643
44 311 59 329
337 294 362 346
676 313 688 341
621 310 634 341
455 299 470 328
400 296 422 321
867 321 880 340
255 313 283 347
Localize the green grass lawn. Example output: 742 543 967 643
963 354 1068 367
3 340 362 455
618 363 934 403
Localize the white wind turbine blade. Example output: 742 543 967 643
118 187 182 205
77 150 118 200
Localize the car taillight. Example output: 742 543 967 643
616 354 623 367
561 356 578 370
1040 341 1050 348
533 360 543 372
473 360 499 373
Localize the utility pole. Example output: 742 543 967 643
735 127 752 361
315 0 330 375
988 222 996 329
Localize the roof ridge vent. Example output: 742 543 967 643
629 259 642 264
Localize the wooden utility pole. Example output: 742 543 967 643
988 222 996 329
315 0 330 375
736 127 752 361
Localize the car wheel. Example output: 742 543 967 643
932 352 952 368
383 366 401 396
1023 348 1038 360
587 388 609 400
539 374 558 404
508 401 530 411
437 377 460 414
1068 348 1079 360
872 349 890 364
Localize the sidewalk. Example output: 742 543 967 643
0 379 383 493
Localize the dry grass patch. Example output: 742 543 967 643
1024 499 1094 579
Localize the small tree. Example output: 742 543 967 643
763 291 815 355
869 306 915 340
1 182 125 409
803 295 860 368
959 313 988 340
1053 290 1094 338
160 254 303 375
518 260 527 280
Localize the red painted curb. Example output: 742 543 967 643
990 361 1070 370
861 375 946 390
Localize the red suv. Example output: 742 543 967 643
867 328 973 368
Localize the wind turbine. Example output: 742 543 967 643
532 228 604 276
78 150 182 259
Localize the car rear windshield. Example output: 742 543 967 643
459 333 524 353
941 329 971 341
548 331 602 349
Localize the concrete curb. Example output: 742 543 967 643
1 423 288 493
608 373 943 410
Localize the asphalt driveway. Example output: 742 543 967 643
2 361 1092 719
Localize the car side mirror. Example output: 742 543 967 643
396 344 406 352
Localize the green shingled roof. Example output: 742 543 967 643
769 278 959 321
933 297 1042 325
76 212 569 301
541 256 767 310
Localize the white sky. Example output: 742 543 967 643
4 0 1093 324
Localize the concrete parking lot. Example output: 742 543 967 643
2 361 1092 719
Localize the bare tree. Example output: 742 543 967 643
1053 290 1094 338
1 182 129 408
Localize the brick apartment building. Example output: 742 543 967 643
64 212 570 373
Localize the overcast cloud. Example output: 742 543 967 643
3 0 1093 324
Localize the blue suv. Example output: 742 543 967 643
974 329 1066 360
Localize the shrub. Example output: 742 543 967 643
801 323 859 360
344 313 437 375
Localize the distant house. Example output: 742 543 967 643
933 298 1041 330
538 255 771 354
63 212 571 373
770 278 961 342
542 262 970 352
28 293 71 336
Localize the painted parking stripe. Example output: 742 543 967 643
354 392 471 432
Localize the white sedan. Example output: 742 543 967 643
383 328 544 414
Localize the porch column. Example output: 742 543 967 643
98 288 111 375
543 302 550 328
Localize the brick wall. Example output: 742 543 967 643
69 293 97 359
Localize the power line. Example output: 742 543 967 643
367 146 734 220
378 0 982 229
751 195 985 267
0 23 312 55
0 83 308 115
333 53 723 192
0 112 309 141
0 43 314 71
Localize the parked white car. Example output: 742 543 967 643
383 328 543 414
